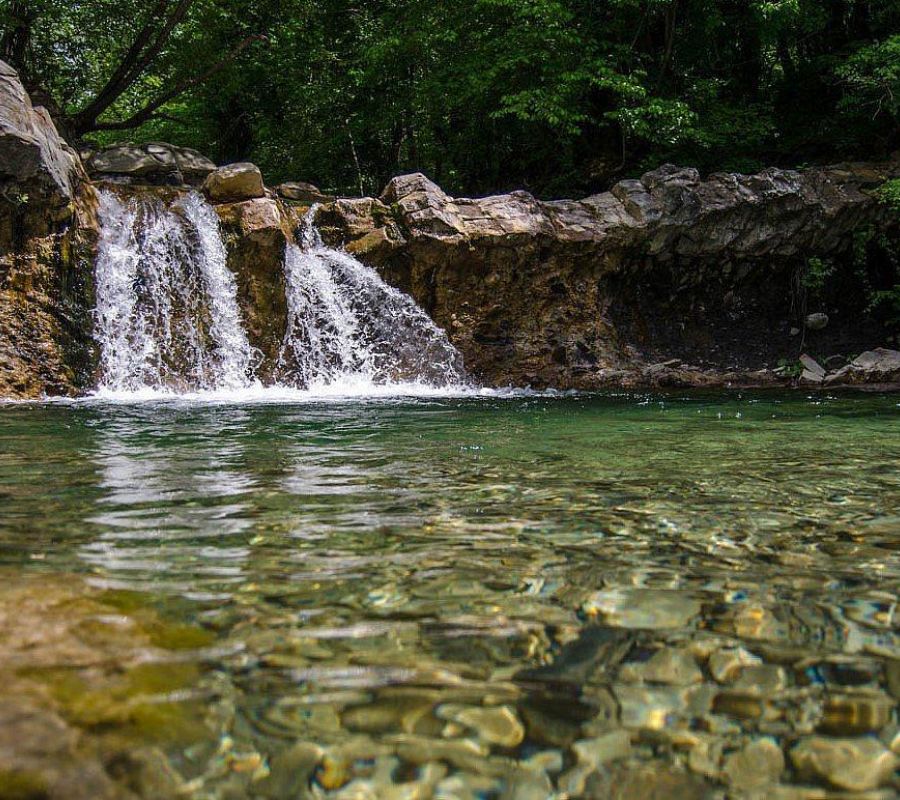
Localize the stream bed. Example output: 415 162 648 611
0 391 897 798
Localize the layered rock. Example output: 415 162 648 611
0 60 94 399
318 165 900 388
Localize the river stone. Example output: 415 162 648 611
805 313 829 331
819 695 895 735
436 704 525 748
582 589 701 630
732 663 787 695
584 761 717 800
572 730 632 768
203 162 266 202
722 737 784 791
619 647 703 685
709 646 763 683
790 736 898 791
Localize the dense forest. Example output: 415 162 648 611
2 0 899 198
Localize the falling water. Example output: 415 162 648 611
94 190 256 393
278 210 467 389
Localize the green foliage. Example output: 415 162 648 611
5 0 900 197
875 179 900 212
802 257 835 295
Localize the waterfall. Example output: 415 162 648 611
278 210 467 389
92 192 467 397
94 190 256 393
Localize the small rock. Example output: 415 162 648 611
203 162 266 202
790 736 898 791
619 647 703 685
571 730 632 769
805 312 829 331
255 742 322 799
819 695 894 735
723 737 784 791
582 589 701 630
732 664 787 695
436 704 525 748
708 646 763 683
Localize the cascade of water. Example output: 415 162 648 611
278 209 467 389
94 190 256 393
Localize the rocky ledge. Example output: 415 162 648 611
317 166 900 390
2 56 899 397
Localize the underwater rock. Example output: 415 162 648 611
582 589 701 630
790 736 898 791
722 737 785 792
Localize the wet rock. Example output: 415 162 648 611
732 664 788 695
805 313 829 331
722 737 784 792
582 589 701 630
790 736 898 791
436 704 525 748
105 746 185 798
583 761 717 799
213 197 291 372
709 646 763 683
615 685 697 730
256 742 322 799
819 695 894 735
572 730 632 768
203 162 266 202
0 697 128 800
618 647 703 685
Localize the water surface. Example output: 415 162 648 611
0 392 897 798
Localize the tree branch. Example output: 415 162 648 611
73 0 196 135
88 35 266 133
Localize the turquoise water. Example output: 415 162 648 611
0 392 897 797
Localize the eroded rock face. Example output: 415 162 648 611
0 60 83 208
321 164 900 388
0 59 94 399
213 197 299 373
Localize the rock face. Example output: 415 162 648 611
320 164 900 389
0 60 83 208
0 60 94 399
213 197 300 373
87 142 215 187
203 162 265 202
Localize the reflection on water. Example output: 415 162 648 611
0 393 898 798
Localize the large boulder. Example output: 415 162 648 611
87 142 215 187
826 348 900 385
0 59 83 207
203 162 265 202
